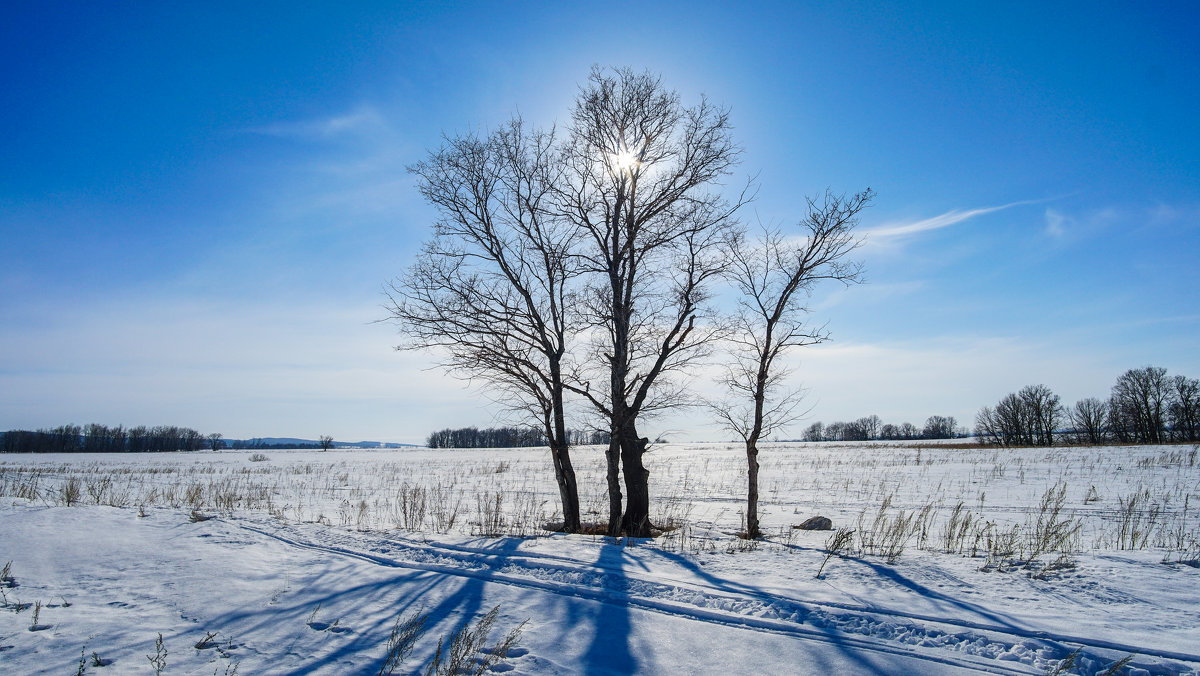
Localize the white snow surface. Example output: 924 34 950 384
1 442 1198 675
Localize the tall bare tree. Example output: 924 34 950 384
803 421 825 442
1111 366 1170 444
1019 385 1062 446
857 414 883 441
976 384 1062 446
386 120 584 533
1169 375 1199 442
1068 397 1108 444
922 415 959 440
711 191 869 538
558 67 749 536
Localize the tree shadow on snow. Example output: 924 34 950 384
643 543 989 674
844 555 1030 634
197 540 519 676
764 539 1029 634
577 542 639 675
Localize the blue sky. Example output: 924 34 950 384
2 2 1198 443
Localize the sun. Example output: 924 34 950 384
611 149 640 173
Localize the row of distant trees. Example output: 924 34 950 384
801 415 963 442
426 426 610 449
0 424 224 454
975 366 1200 446
0 426 339 453
228 436 335 451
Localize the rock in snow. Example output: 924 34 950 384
795 515 833 530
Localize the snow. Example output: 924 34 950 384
1 442 1198 674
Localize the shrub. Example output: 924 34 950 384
60 477 82 506
147 633 167 675
816 528 854 578
425 605 525 676
378 604 525 676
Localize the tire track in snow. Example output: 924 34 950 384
266 523 1200 669
231 519 1198 675
233 522 1025 674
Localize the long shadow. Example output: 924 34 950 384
198 537 527 675
651 548 880 673
845 554 1028 633
201 521 1035 674
540 536 879 674
761 538 1029 633
579 542 637 675
645 540 1031 673
603 539 899 674
649 543 791 604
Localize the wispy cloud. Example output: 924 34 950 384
814 280 926 311
249 105 391 139
865 198 1045 240
1039 205 1121 245
1044 208 1069 238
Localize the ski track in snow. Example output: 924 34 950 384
234 518 1200 676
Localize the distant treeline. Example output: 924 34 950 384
426 426 610 449
802 415 963 442
976 366 1199 447
0 425 349 454
0 424 223 454
227 439 325 450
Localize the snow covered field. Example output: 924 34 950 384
2 442 1198 674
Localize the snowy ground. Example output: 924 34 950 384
1 443 1198 674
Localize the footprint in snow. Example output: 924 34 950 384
308 621 352 634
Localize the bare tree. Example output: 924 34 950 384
207 433 224 452
803 421 825 442
1019 385 1062 446
997 393 1030 445
824 421 848 441
558 67 750 537
1111 366 1170 444
922 415 959 440
1169 375 1199 442
385 120 585 532
976 393 1028 446
319 435 334 452
1068 397 1108 444
857 414 883 441
976 385 1061 446
711 191 869 538
974 407 999 445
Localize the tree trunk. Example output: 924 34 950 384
549 367 581 533
745 439 761 538
619 429 651 537
744 350 768 540
550 439 581 533
605 435 623 536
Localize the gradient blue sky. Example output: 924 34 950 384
3 2 1198 443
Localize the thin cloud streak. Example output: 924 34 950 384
247 105 391 140
865 198 1046 240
